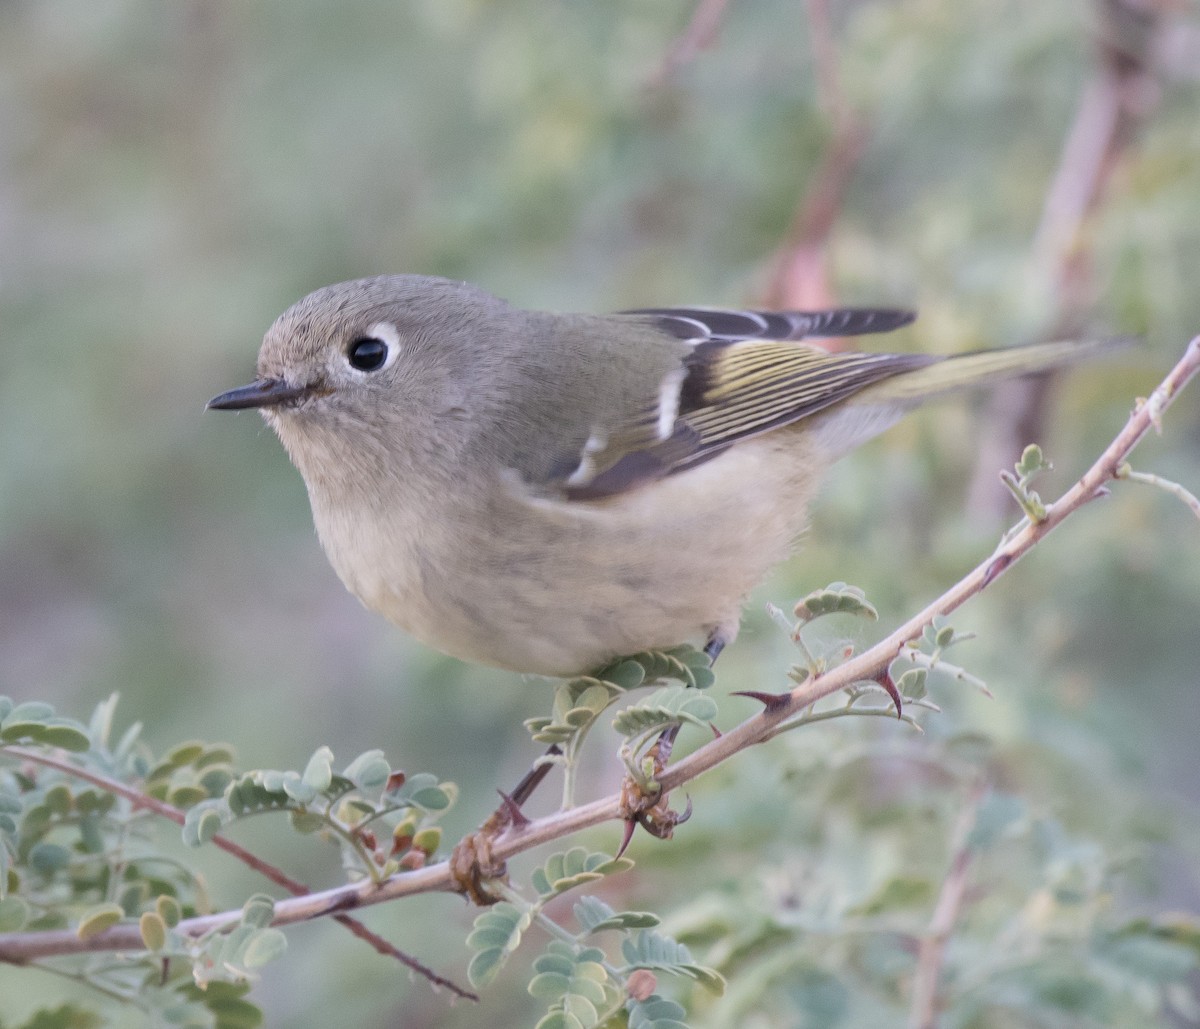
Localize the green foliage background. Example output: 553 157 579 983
2 0 1199 1025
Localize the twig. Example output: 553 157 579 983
646 0 733 87
908 780 986 1029
760 1 868 317
3 746 476 1000
5 747 303 891
1116 464 1200 521
1 337 1196 963
760 118 869 314
805 0 841 118
966 0 1164 519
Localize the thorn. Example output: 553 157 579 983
675 795 693 826
877 672 904 719
495 790 531 829
981 552 1013 589
732 689 791 714
616 818 637 859
708 722 722 739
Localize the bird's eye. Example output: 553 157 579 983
346 337 389 372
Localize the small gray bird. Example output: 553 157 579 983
209 276 1109 677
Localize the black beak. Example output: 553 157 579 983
206 378 310 410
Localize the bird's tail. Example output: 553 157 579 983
865 336 1133 404
812 336 1133 456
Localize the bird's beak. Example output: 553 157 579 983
206 378 311 410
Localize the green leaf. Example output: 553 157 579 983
0 895 29 932
168 785 210 809
793 582 878 622
528 971 572 999
529 942 610 1028
592 647 712 691
628 996 689 1029
240 894 275 930
9 1004 104 1029
36 722 92 752
157 894 182 927
139 911 167 951
30 842 71 875
3 701 55 725
289 810 325 833
387 772 455 813
76 902 125 940
529 678 626 745
575 896 660 934
1016 443 1050 478
301 746 334 792
165 741 207 767
240 928 287 969
179 982 263 1029
341 750 390 790
182 802 226 846
42 784 71 817
598 659 647 690
534 1012 586 1029
611 687 718 739
467 902 532 989
227 777 291 814
410 786 453 811
895 668 928 700
533 849 633 900
196 745 237 769
621 930 725 995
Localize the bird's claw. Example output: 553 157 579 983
449 792 527 905
615 732 692 857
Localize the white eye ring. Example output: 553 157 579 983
345 321 403 374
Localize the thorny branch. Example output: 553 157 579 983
1 336 1195 965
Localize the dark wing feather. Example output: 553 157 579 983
622 306 916 342
563 339 934 501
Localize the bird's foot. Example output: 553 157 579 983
449 819 510 906
616 728 692 858
449 749 560 905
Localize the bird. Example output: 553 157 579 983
208 275 1116 678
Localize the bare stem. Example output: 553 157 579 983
908 780 986 1029
1 337 1196 965
646 0 733 87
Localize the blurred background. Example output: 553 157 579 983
2 0 1199 1025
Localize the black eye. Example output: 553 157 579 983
347 337 389 372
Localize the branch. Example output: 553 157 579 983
646 0 733 87
1 337 1196 964
2 746 476 999
908 780 986 1029
760 0 869 318
966 0 1165 518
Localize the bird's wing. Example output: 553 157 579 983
622 305 917 342
559 307 929 501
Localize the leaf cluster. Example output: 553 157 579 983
467 847 723 1029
